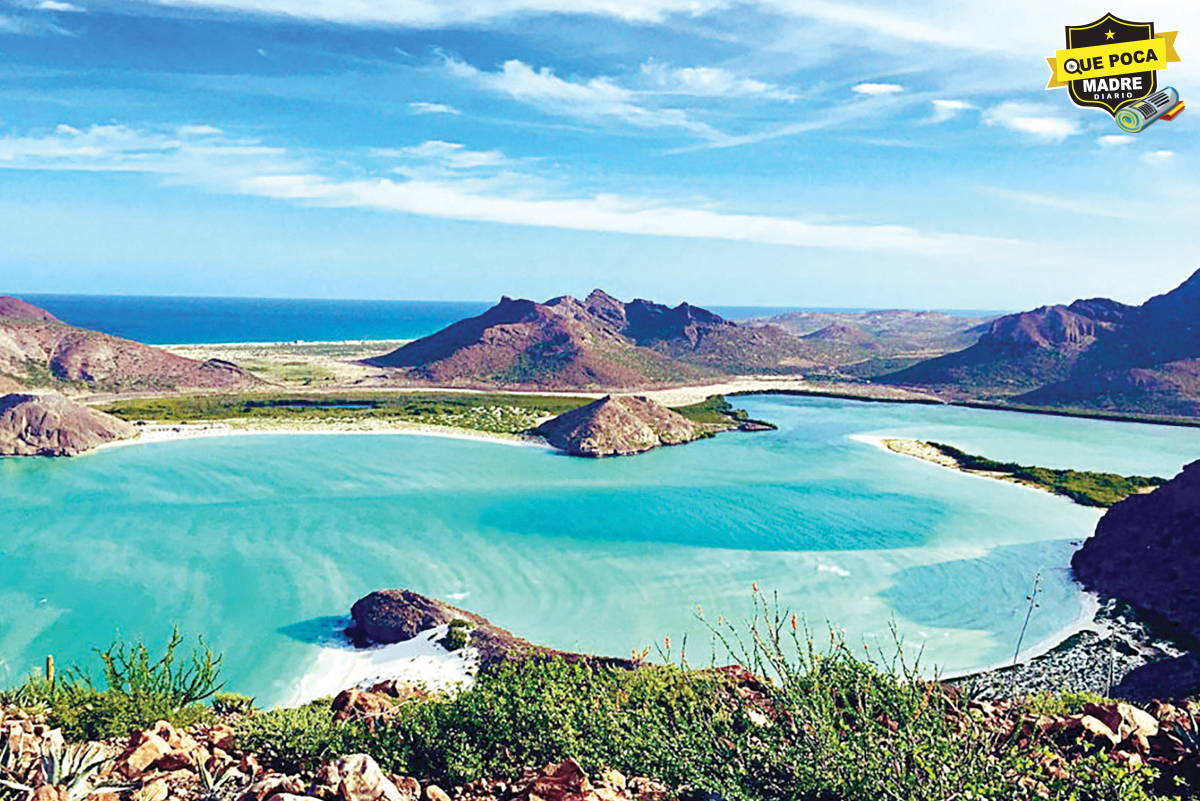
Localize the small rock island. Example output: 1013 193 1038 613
0 392 137 456
531 394 704 457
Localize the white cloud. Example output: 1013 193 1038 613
0 121 1018 257
409 102 460 115
927 99 972 124
852 83 903 96
373 140 511 171
981 186 1146 221
137 0 729 27
1097 135 1135 148
639 61 796 101
1142 150 1174 164
35 1 84 11
446 56 722 138
983 102 1080 142
178 124 224 136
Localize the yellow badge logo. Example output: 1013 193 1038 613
1046 13 1183 132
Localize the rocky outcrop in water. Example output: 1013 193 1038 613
532 395 702 457
0 392 137 456
348 589 636 672
1072 460 1200 699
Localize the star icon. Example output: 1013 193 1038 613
1105 30 1115 40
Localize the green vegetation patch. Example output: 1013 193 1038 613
671 395 777 430
97 392 594 435
926 442 1166 507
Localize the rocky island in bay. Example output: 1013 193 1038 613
0 392 138 456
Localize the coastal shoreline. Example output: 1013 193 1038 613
847 434 1075 502
94 420 554 453
948 595 1195 699
281 622 480 708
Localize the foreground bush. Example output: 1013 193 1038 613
3 627 221 740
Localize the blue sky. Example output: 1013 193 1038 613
0 0 1196 308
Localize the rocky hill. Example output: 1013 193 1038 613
880 269 1200 416
531 395 704 456
0 392 138 456
0 296 261 394
364 290 816 389
1072 460 1200 700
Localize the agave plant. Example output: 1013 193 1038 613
0 735 34 801
36 741 131 801
197 758 243 801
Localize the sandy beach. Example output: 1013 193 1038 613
283 624 480 707
95 420 555 453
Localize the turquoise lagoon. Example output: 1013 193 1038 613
2 396 1199 706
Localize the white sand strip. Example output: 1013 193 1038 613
94 422 554 453
282 624 480 708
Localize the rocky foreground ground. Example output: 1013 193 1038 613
3 675 1200 801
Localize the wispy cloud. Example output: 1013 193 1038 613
134 0 729 27
982 102 1080 143
981 186 1145 221
409 101 460 115
851 83 903 96
34 1 85 11
926 99 972 124
0 121 1018 257
639 60 796 101
1097 135 1135 148
1143 150 1174 165
373 140 516 175
0 11 74 34
445 56 723 138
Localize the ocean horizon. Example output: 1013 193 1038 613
11 293 1008 346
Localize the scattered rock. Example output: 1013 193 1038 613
331 689 396 723
327 754 408 801
424 786 450 801
116 730 173 778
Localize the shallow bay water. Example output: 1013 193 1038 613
2 396 1198 705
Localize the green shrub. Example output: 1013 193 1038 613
235 701 368 774
212 692 257 716
439 620 473 652
6 628 222 741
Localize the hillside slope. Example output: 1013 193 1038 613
880 269 1200 415
0 296 262 394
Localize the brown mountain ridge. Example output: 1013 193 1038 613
0 296 261 394
366 290 818 389
881 268 1200 418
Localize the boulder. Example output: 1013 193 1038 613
116 730 173 778
325 754 408 801
532 395 701 457
0 392 137 456
349 590 465 645
331 689 396 723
